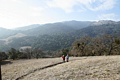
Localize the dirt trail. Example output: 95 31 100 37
1 58 62 80
16 57 87 80
15 62 63 80
20 56 120 80
1 57 86 80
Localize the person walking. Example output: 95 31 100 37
66 54 69 62
62 55 65 62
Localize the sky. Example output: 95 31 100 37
0 0 120 29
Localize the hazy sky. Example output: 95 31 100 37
0 0 120 29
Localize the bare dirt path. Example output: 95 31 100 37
1 58 62 80
1 57 84 80
16 57 87 80
20 56 120 80
15 62 63 80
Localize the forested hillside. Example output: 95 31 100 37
22 20 92 36
0 20 120 52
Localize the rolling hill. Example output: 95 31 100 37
0 20 120 51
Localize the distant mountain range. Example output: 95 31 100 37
0 20 120 51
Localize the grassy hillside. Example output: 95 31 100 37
1 56 120 80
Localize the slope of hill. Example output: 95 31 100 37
0 20 120 51
0 27 18 39
14 24 40 31
31 21 120 51
1 56 120 80
0 20 93 38
73 21 120 37
23 20 93 36
1 33 27 44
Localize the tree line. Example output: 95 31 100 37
69 35 120 56
0 35 120 61
0 48 46 60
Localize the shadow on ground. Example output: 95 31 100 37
0 60 12 65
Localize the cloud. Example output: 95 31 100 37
0 0 51 28
98 13 117 20
87 0 116 11
0 0 118 28
47 0 116 12
47 0 77 13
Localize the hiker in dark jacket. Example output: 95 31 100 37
62 55 65 62
62 49 67 62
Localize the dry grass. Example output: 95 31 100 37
1 58 62 80
1 56 120 80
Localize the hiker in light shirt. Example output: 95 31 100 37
66 54 69 62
